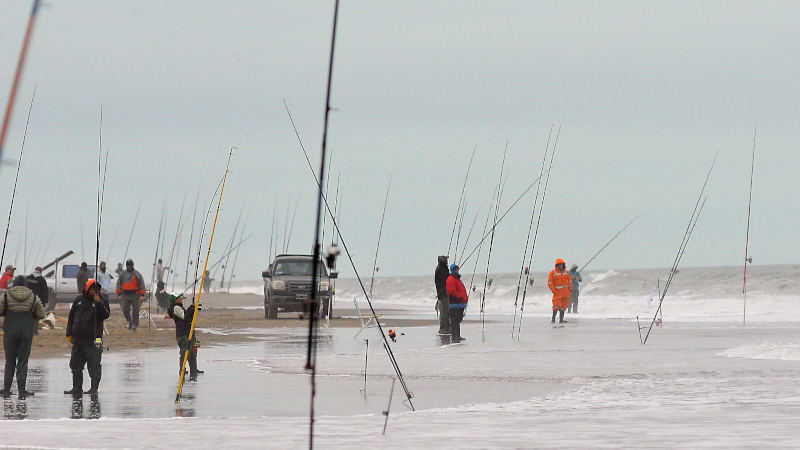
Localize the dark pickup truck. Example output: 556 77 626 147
261 254 336 319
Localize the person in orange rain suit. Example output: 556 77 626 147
548 258 572 324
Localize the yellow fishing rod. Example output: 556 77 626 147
175 148 233 402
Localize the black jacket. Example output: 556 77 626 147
167 302 197 338
66 293 110 344
26 274 49 306
435 258 449 300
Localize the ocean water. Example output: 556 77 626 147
226 264 800 322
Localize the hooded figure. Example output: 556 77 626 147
568 264 583 313
445 263 468 342
64 279 110 396
434 255 450 334
0 275 46 398
548 258 572 324
26 266 49 309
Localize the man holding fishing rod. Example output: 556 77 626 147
568 264 583 313
434 255 450 335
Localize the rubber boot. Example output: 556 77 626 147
64 372 83 395
84 378 100 395
18 381 34 399
0 388 11 398
559 310 567 323
551 310 557 323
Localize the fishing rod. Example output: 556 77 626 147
457 208 481 264
284 99 415 412
281 197 291 254
95 107 110 273
469 185 499 334
512 127 552 335
23 209 28 272
0 0 42 169
480 142 508 335
642 153 718 344
453 200 470 261
743 127 756 327
459 168 548 267
226 210 250 292
122 199 143 263
176 148 233 402
447 146 477 257
267 196 277 264
285 199 300 252
219 198 245 289
184 185 201 285
1 86 35 268
578 214 641 272
516 125 562 340
164 192 188 285
147 201 166 332
369 174 392 299
105 224 119 263
306 3 341 448
180 233 253 295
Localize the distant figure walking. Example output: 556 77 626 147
0 276 46 398
568 264 583 314
434 255 450 335
202 271 213 293
76 262 90 294
548 258 572 324
0 265 16 289
114 262 123 278
446 263 468 342
116 259 146 331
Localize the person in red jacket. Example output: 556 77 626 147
445 263 468 342
548 258 572 324
0 265 16 289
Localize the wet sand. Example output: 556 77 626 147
0 293 444 358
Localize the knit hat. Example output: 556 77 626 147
12 275 26 287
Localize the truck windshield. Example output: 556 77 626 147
62 265 97 278
273 261 326 277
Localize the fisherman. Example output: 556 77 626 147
114 262 123 277
155 281 170 311
0 276 46 398
64 279 110 396
445 263 468 342
76 262 90 294
568 264 583 314
95 261 112 295
26 267 49 334
116 259 146 331
167 293 203 381
434 255 450 334
0 265 16 289
548 258 572 324
202 270 213 293
156 259 166 283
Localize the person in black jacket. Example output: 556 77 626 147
25 267 49 309
434 255 450 335
64 279 110 396
167 293 203 380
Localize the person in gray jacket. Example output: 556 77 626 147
116 259 146 331
0 276 46 398
568 264 583 313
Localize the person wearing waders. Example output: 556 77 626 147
568 264 583 314
167 293 203 381
116 259 145 331
446 263 468 342
64 279 110 396
548 258 572 324
0 276 45 398
434 255 450 334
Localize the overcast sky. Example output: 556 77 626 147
1 1 798 282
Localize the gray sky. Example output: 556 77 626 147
1 1 798 281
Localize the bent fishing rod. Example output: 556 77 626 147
743 127 756 327
369 173 392 299
284 99 416 413
176 148 233 401
1 86 36 268
0 0 42 170
642 152 718 344
578 214 641 272
478 143 507 335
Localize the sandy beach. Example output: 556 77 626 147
0 293 446 358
